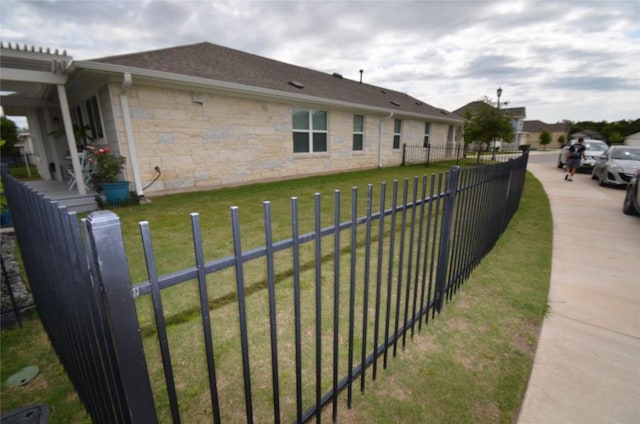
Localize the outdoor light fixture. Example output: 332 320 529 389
492 87 503 160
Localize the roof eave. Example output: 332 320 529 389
72 61 462 124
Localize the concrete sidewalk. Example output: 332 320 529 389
517 152 640 424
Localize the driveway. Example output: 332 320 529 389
518 151 640 423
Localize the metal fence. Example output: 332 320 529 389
402 143 525 168
1 155 40 179
1 151 528 423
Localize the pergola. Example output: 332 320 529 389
1 43 88 194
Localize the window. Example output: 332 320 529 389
72 94 105 144
393 119 402 149
293 107 327 153
85 95 104 140
423 122 431 147
353 114 364 151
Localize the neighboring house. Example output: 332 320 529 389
0 42 463 199
521 120 569 149
624 132 640 146
453 101 526 149
570 130 603 141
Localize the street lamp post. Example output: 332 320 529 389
492 87 503 160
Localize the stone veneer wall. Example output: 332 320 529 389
108 83 451 197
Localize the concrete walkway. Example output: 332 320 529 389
518 151 640 424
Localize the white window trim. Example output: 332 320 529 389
293 108 328 153
393 119 402 150
424 122 430 147
353 114 364 151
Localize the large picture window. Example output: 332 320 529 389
353 114 364 151
293 107 328 153
393 119 402 149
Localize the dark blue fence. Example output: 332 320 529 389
1 151 528 423
402 143 524 168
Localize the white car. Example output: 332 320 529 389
557 139 608 171
592 145 640 186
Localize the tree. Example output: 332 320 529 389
568 118 640 141
0 116 20 156
557 135 566 147
539 130 552 150
462 102 513 147
608 131 625 144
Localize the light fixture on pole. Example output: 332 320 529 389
492 87 503 160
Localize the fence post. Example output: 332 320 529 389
425 144 431 167
402 143 407 165
434 166 459 313
85 210 158 423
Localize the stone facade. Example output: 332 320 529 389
522 120 570 150
101 82 456 197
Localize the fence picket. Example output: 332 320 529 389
1 152 529 423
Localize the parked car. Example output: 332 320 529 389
557 139 608 171
592 145 640 186
623 170 640 215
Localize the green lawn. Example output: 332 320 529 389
0 166 551 423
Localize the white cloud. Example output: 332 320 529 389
1 0 638 123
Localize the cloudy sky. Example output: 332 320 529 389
1 0 639 124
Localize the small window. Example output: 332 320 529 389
393 119 402 149
293 107 327 153
353 114 364 151
423 122 431 147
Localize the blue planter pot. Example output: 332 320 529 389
101 181 130 205
1 208 12 227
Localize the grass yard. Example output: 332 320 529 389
0 166 551 423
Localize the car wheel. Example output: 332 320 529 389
591 168 598 180
623 186 639 215
557 157 564 169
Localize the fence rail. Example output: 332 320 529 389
402 143 525 168
2 151 528 423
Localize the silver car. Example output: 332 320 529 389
557 139 608 171
623 170 640 215
592 145 640 186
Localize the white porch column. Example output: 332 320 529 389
41 108 62 180
57 84 86 194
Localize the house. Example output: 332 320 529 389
0 42 463 200
623 132 640 146
521 120 569 149
570 130 603 141
453 101 526 149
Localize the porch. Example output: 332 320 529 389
23 180 99 213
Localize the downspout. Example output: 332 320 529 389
120 72 144 199
378 111 394 168
57 84 87 194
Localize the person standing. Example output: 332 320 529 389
564 137 586 181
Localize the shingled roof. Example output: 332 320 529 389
82 42 458 122
523 120 568 133
453 101 525 118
